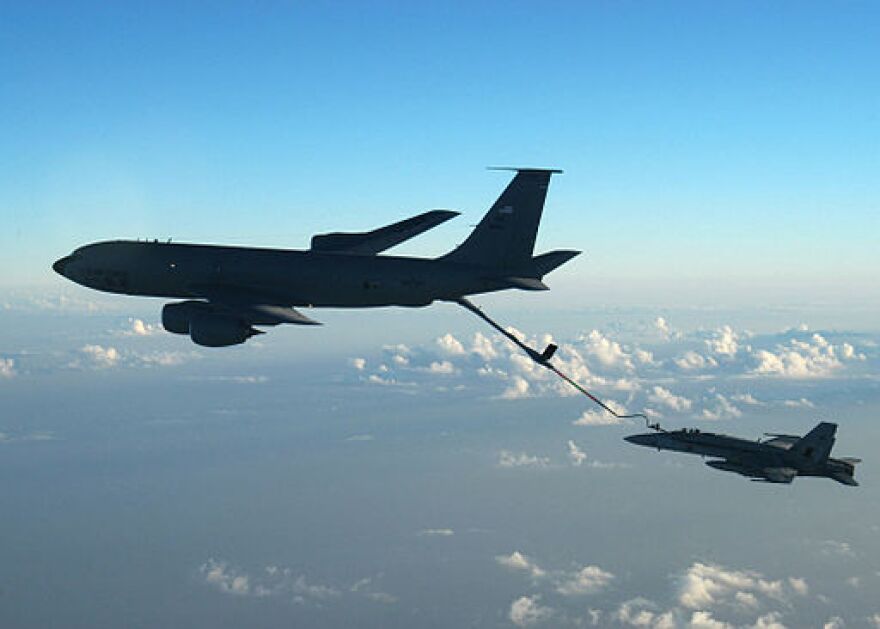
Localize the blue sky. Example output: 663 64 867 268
2 4 880 627
2 2 878 298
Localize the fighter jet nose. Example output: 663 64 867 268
624 434 657 447
52 256 72 277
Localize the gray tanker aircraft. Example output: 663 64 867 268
53 169 579 347
626 422 860 485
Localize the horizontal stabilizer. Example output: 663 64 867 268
502 277 550 291
526 250 581 278
311 209 459 254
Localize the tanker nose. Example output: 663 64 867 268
53 255 74 277
625 433 658 447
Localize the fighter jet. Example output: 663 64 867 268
53 169 579 347
625 422 860 485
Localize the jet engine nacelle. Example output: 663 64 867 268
189 313 258 347
162 301 260 346
162 300 210 335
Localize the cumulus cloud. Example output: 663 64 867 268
675 351 718 370
498 451 550 468
436 333 465 355
124 318 160 336
678 563 795 610
752 333 862 378
501 376 531 399
422 360 456 374
567 440 587 466
79 344 120 367
688 610 732 628
655 317 672 338
496 552 546 578
614 598 675 628
648 386 693 413
471 331 498 360
787 577 808 596
349 357 366 370
556 565 614 596
573 409 628 426
700 394 742 421
706 325 740 357
0 357 15 378
731 393 762 405
579 330 634 370
200 559 252 596
200 559 343 603
509 595 553 627
819 539 855 558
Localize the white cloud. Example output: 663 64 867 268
635 349 656 365
556 565 614 596
678 563 790 611
200 559 251 596
614 598 675 628
706 325 740 357
675 351 718 370
349 357 366 370
701 394 742 421
823 617 845 629
655 317 672 338
567 440 587 466
752 333 863 378
80 344 120 367
787 577 808 596
424 360 455 374
573 409 627 426
0 357 15 378
137 350 198 367
783 398 815 408
418 528 454 537
125 318 160 336
501 376 531 399
580 329 634 370
731 393 762 405
688 610 733 629
498 451 550 468
845 576 860 588
750 612 787 629
365 591 397 604
471 332 498 360
496 551 546 578
201 560 343 603
868 613 880 628
819 539 855 558
509 595 553 627
649 386 693 412
436 333 465 355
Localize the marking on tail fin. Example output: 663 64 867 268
442 169 563 269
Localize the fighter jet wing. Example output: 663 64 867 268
187 284 321 326
310 209 459 254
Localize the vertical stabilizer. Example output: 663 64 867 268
442 168 562 269
790 422 837 466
